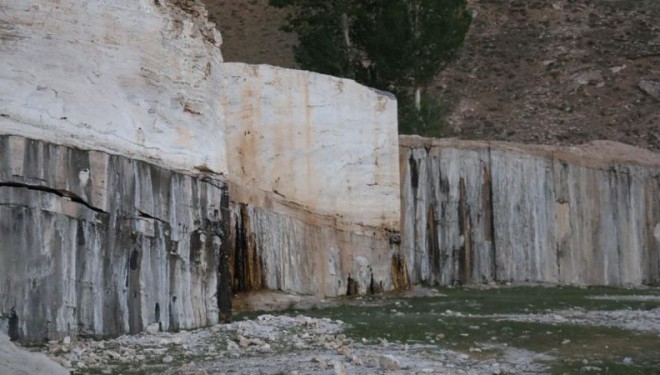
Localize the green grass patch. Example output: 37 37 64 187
243 286 660 374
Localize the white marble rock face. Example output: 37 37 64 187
222 63 400 230
400 136 660 287
0 0 404 340
0 0 227 174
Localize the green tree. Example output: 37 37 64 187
270 0 471 136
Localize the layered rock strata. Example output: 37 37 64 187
0 135 226 341
0 0 403 341
401 136 660 286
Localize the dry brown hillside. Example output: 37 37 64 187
203 0 660 150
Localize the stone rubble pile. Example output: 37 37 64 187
41 314 548 374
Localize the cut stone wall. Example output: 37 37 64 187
221 64 401 297
0 135 226 341
400 136 660 286
0 0 403 341
0 0 226 174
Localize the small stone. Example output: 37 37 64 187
172 337 183 345
195 370 209 375
333 361 348 375
638 80 660 101
162 355 174 364
337 346 351 356
623 357 633 365
76 362 86 369
561 339 571 345
238 336 250 348
105 350 121 360
62 336 71 345
226 340 240 352
257 343 271 353
610 65 626 74
378 354 400 370
145 323 160 335
312 357 327 367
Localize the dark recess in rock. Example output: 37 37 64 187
8 308 19 342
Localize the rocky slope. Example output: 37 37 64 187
203 0 660 150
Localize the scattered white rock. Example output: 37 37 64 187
145 323 160 335
227 340 240 352
332 360 348 375
378 354 401 370
162 355 174 364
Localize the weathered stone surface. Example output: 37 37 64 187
638 80 660 101
1 0 402 301
0 135 226 341
228 199 402 297
0 332 69 375
0 0 227 174
221 64 401 296
401 136 660 286
222 63 400 230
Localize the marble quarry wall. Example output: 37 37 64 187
400 136 660 287
0 135 226 341
222 63 401 297
0 0 403 340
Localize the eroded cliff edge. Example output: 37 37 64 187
401 136 660 287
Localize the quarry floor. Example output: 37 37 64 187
33 286 660 375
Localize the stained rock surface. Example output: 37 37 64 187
222 63 401 297
0 0 402 301
0 135 226 341
401 135 660 286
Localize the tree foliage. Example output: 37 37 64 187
270 0 472 135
